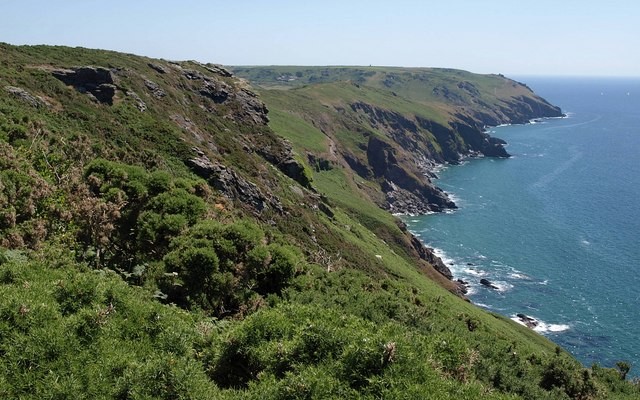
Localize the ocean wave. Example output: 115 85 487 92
463 267 487 277
511 315 570 333
535 322 571 333
492 281 513 293
465 286 477 296
431 248 457 268
508 272 530 280
507 267 530 280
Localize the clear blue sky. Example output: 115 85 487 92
2 0 638 77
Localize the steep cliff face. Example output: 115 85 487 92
233 67 563 285
240 68 563 216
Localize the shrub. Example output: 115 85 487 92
257 244 300 295
54 273 99 315
161 220 300 316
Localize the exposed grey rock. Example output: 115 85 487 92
199 80 230 103
368 136 456 214
256 139 311 188
144 79 166 98
52 66 117 105
147 62 168 74
126 90 146 111
183 69 204 80
456 279 469 294
318 201 334 218
236 88 269 125
409 235 453 279
203 64 234 77
4 86 47 108
186 152 281 213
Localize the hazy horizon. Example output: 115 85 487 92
2 0 638 77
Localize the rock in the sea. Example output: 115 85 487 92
480 278 499 290
516 313 539 329
455 279 469 294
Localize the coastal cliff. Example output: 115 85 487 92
233 66 562 286
234 67 562 215
3 44 633 399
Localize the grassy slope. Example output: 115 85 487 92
0 44 638 399
232 65 548 118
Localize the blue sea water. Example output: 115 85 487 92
405 77 640 373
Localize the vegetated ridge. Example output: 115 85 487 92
0 43 637 399
232 65 562 215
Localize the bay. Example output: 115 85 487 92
405 77 640 373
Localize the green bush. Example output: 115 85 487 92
54 273 99 315
257 243 300 295
78 159 209 268
161 220 300 316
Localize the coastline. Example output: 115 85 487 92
403 115 570 305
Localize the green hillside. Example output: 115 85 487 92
0 43 637 399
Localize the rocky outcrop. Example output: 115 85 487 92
126 90 146 111
186 149 281 213
203 64 234 78
52 66 116 104
450 118 510 158
367 136 455 213
4 86 48 108
144 79 166 98
147 62 168 74
409 235 453 279
257 139 311 188
500 95 564 124
181 68 269 125
236 88 269 125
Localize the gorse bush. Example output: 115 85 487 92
78 159 208 268
162 220 301 316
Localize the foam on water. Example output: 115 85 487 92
510 315 571 333
491 281 513 293
463 268 487 277
508 272 530 280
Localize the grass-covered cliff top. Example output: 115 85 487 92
0 43 637 399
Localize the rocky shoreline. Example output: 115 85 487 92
402 115 566 299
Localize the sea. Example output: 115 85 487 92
405 77 640 374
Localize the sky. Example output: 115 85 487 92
1 0 638 77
